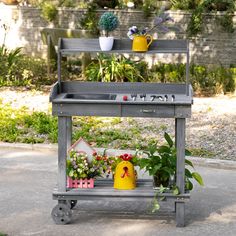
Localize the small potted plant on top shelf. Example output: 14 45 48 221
98 12 119 51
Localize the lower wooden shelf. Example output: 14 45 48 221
53 179 190 201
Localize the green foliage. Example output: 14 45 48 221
202 0 235 11
98 12 119 36
189 148 215 158
72 117 134 148
187 7 204 36
0 102 58 143
150 63 186 83
216 12 234 33
171 0 202 10
0 48 55 87
0 45 23 86
190 64 235 95
85 59 235 94
186 0 235 36
85 54 146 82
0 233 7 236
41 2 58 22
79 2 99 35
58 0 76 7
138 132 204 190
142 0 156 18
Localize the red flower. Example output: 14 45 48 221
93 151 97 156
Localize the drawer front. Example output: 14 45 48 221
121 105 175 118
53 103 121 117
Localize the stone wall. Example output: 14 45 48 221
0 4 236 66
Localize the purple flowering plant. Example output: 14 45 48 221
127 9 175 40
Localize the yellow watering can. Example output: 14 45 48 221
132 34 153 52
114 161 136 190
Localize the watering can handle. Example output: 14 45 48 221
145 34 153 48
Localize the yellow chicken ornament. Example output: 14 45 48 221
114 154 136 190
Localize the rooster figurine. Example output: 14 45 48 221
114 154 136 190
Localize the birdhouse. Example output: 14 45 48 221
114 160 136 190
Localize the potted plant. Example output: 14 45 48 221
138 132 204 211
138 132 204 190
98 12 119 51
66 150 109 188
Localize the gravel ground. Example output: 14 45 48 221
0 87 236 161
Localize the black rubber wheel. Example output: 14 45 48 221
51 203 72 225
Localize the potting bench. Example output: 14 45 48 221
50 38 192 227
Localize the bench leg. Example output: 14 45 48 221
175 202 185 227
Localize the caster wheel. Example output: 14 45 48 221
51 203 72 225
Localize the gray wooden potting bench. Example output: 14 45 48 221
50 38 192 227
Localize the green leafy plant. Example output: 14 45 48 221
186 0 235 36
79 2 99 35
142 0 156 18
139 132 204 190
98 12 119 37
85 54 145 82
41 2 58 22
187 6 204 36
0 53 55 87
139 132 204 211
171 0 201 10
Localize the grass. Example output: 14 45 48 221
0 100 214 157
0 233 7 236
188 148 215 158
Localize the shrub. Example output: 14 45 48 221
0 47 56 87
150 63 186 83
98 12 119 36
79 2 99 35
85 54 146 82
41 2 58 22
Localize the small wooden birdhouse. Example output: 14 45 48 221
68 137 96 163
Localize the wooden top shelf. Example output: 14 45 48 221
59 38 189 55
